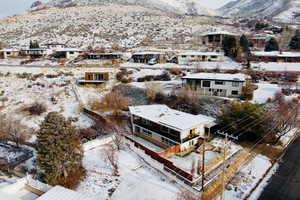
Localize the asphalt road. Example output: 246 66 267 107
258 136 300 200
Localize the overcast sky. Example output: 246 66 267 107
0 0 232 18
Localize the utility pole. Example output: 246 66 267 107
221 132 228 200
201 137 206 191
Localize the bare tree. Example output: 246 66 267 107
103 145 119 176
268 98 299 144
5 116 31 147
190 159 196 175
176 190 197 200
145 82 164 101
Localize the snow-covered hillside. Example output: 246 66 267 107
0 5 238 48
220 0 300 22
32 0 217 16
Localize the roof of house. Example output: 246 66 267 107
0 49 19 52
54 48 81 52
178 51 224 56
36 186 97 200
133 51 164 55
0 193 22 200
251 51 300 58
182 73 247 82
129 104 215 131
201 31 238 36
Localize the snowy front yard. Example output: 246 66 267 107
77 145 180 200
225 155 272 200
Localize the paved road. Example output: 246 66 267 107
258 136 300 200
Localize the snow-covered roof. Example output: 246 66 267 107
252 51 300 58
133 51 165 55
201 31 238 36
129 104 215 131
54 48 81 52
37 186 97 200
0 193 22 200
183 73 247 82
178 51 223 56
0 49 19 52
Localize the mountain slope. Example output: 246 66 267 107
220 0 300 22
31 0 217 16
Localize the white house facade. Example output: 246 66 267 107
129 105 215 152
182 73 248 98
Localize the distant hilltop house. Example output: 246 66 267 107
182 73 248 98
42 43 66 50
200 30 239 47
248 33 274 49
20 48 47 58
177 51 224 65
251 51 300 62
52 48 83 60
131 51 166 65
77 72 110 85
129 105 215 153
0 49 20 59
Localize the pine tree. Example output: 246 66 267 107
240 34 250 54
222 35 238 58
289 30 300 50
37 112 84 188
265 38 279 52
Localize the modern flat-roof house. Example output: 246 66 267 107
129 105 215 153
20 48 47 58
201 31 238 47
182 73 248 98
0 49 20 59
131 51 166 64
251 51 300 62
53 48 82 59
177 51 224 65
42 43 66 49
248 33 273 49
87 52 123 60
78 72 110 85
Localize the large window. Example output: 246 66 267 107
215 81 224 85
202 80 211 88
231 90 239 95
232 82 240 87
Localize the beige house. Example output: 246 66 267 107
129 105 215 153
0 49 20 59
53 48 82 59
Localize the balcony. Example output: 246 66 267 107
133 119 181 143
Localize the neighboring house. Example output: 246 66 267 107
129 105 215 153
182 73 248 98
20 48 47 58
248 33 273 49
53 48 82 59
131 52 166 64
251 51 300 62
78 72 110 85
201 31 239 47
87 53 123 60
177 51 224 65
42 43 66 50
36 185 97 200
0 49 20 59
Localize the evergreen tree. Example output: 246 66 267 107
289 30 300 50
29 40 40 49
265 38 279 52
222 35 238 58
37 112 84 188
240 34 250 54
